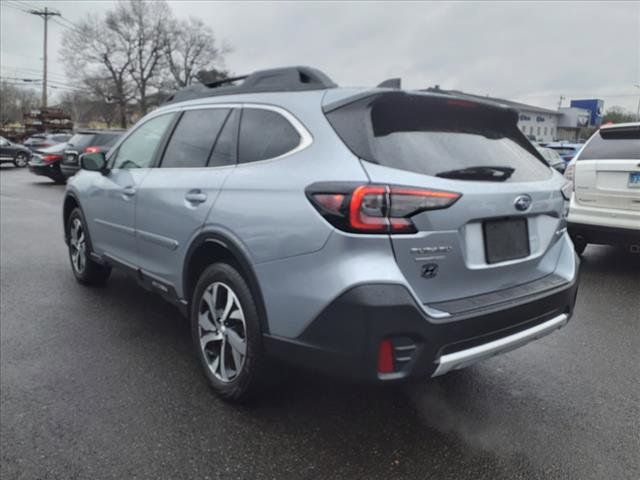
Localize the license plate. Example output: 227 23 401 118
629 172 640 188
483 218 530 264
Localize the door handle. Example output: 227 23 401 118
122 186 136 197
185 190 207 204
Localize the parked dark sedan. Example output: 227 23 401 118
60 130 124 179
0 136 31 167
28 142 69 183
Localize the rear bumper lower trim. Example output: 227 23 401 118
432 313 568 377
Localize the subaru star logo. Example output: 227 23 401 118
514 194 532 212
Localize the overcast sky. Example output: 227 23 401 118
1 1 639 111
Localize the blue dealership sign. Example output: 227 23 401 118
570 99 604 126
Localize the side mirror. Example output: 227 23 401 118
80 151 108 174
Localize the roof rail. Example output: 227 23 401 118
165 66 337 104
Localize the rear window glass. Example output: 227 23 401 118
53 134 71 142
325 93 551 182
67 133 96 150
579 127 640 160
548 146 578 155
93 133 122 147
238 108 300 163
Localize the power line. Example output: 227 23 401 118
1 65 68 82
2 2 28 13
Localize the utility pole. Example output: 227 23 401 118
557 95 565 110
29 7 60 108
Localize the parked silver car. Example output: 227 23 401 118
63 67 580 402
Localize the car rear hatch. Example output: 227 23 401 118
324 91 566 306
573 124 640 212
62 133 98 166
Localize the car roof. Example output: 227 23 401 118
73 129 125 134
159 66 518 120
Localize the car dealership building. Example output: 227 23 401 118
427 88 603 143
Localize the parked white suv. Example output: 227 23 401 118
565 122 640 254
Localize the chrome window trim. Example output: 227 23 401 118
109 102 313 167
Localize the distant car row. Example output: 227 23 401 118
29 130 124 183
0 130 124 183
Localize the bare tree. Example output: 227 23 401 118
61 1 232 122
165 17 227 88
107 0 171 115
61 16 134 128
0 82 40 126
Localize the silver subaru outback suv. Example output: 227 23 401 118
63 67 579 401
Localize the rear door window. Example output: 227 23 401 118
161 108 230 168
579 127 640 160
238 108 300 163
325 92 551 182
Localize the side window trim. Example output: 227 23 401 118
156 111 186 168
206 108 237 168
151 112 183 168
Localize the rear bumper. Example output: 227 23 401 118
28 160 64 181
568 222 640 247
60 163 80 178
264 257 580 382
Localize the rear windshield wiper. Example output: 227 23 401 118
436 166 515 181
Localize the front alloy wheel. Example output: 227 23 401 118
198 282 247 382
67 207 110 285
69 217 87 275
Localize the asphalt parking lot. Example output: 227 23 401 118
1 166 638 480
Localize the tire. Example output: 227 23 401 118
191 262 266 402
13 152 28 168
67 208 111 285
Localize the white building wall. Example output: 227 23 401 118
516 110 559 144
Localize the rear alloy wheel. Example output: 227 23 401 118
198 282 248 383
191 263 266 402
69 218 87 275
67 208 111 285
13 152 28 168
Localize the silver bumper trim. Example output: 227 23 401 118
432 313 569 377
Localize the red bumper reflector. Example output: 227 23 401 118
377 339 395 374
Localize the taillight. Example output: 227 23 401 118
84 146 100 153
307 183 461 234
41 154 62 163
